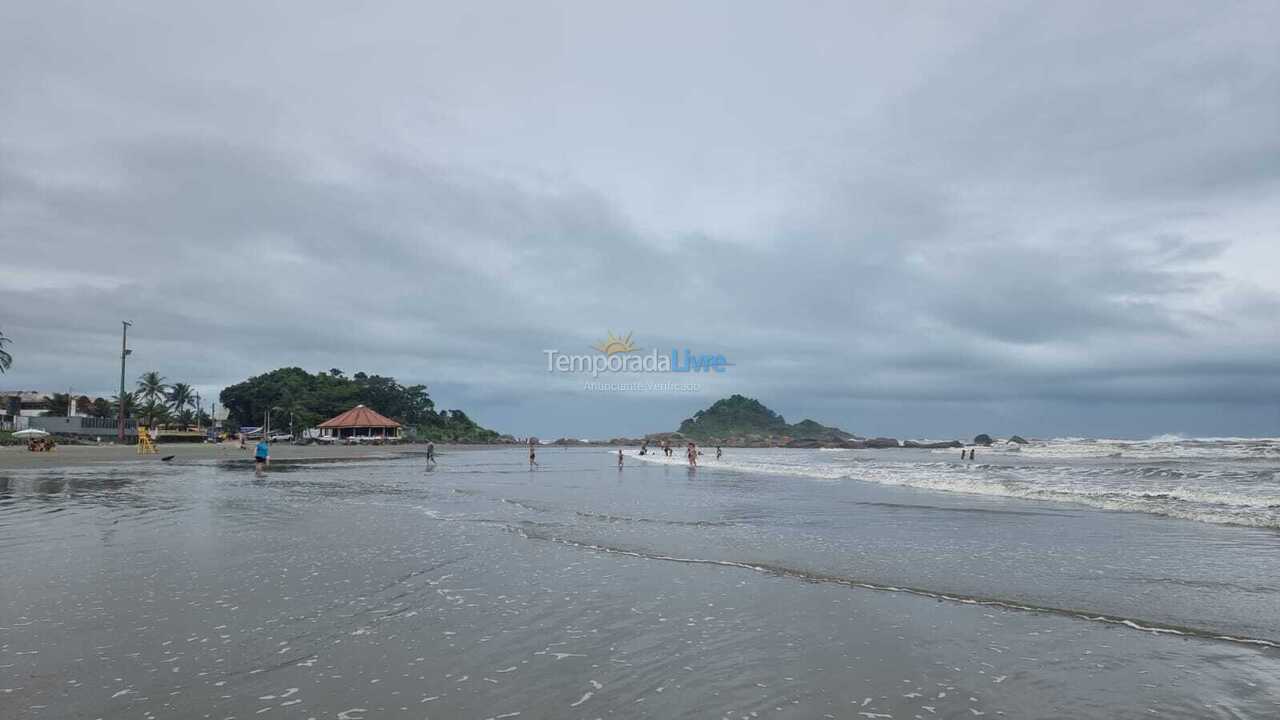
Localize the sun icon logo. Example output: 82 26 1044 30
592 331 638 355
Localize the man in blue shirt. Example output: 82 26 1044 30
254 437 270 477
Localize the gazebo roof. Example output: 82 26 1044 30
317 404 402 429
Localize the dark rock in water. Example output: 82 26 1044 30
903 440 963 449
785 438 824 448
864 437 901 448
1008 435 1029 444
839 439 867 449
973 434 994 446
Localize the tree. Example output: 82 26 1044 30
168 383 194 427
112 391 137 419
91 397 113 418
47 393 72 416
0 329 11 373
176 408 195 429
217 367 495 439
138 398 171 428
137 371 169 404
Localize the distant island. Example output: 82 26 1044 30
641 394 973 449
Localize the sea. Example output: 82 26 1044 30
2 437 1279 718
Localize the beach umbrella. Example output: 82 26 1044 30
13 428 50 438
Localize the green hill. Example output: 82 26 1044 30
676 394 853 443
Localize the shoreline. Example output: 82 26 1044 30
0 441 494 470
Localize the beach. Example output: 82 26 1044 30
3 444 1280 718
0 441 480 469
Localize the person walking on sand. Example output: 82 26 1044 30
254 436 270 477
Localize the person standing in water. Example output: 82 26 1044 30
715 445 722 460
254 436 270 477
617 449 624 468
426 441 436 464
528 439 537 468
687 442 698 467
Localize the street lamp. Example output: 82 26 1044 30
117 321 132 443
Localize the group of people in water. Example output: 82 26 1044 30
961 448 977 460
517 437 725 470
634 439 721 467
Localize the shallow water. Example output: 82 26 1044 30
2 446 1279 718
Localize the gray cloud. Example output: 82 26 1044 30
2 1 1278 439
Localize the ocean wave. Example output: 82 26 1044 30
620 448 1280 528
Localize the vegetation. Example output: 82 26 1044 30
168 382 195 429
218 367 501 442
677 394 853 442
0 329 11 373
137 371 168 404
91 397 113 418
112 391 137 419
47 392 73 416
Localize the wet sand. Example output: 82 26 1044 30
3 448 1279 718
0 441 487 469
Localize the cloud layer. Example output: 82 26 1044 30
2 1 1278 438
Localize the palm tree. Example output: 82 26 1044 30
176 408 195 430
139 398 171 428
0 329 12 373
112 391 137 419
137 371 168 404
168 382 193 412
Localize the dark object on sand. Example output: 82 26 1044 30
1008 435 1029 444
973 434 994 446
161 455 175 462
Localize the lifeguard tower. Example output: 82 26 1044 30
137 426 158 454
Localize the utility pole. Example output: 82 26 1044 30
117 321 132 443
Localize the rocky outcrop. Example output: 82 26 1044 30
785 438 824 448
1008 435 1029 444
973 434 994 446
644 432 688 443
864 437 901 448
903 439 963 449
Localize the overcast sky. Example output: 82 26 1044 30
2 1 1278 439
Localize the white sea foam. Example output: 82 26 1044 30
619 440 1280 528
